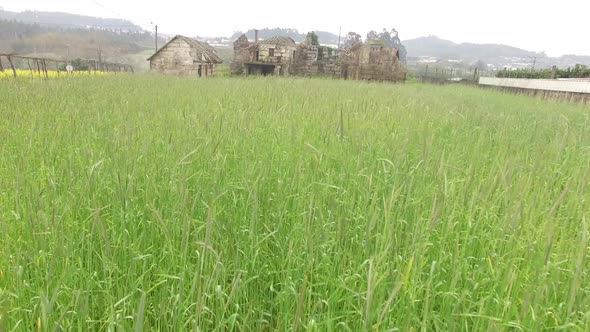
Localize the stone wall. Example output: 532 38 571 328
150 39 217 76
231 36 406 81
342 45 405 82
230 48 251 75
292 45 342 78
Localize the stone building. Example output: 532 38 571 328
340 41 406 81
231 31 297 76
231 31 406 82
148 35 222 76
292 43 341 77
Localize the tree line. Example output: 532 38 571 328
496 64 590 79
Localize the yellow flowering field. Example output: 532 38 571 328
0 69 113 79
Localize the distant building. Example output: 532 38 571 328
148 35 222 77
231 30 297 76
231 30 406 82
339 41 406 81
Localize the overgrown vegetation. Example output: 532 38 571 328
1 76 589 330
0 19 162 71
496 64 590 79
306 31 319 46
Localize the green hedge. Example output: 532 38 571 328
497 64 590 79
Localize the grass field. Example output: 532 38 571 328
1 75 589 331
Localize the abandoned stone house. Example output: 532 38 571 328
339 41 407 81
232 32 406 82
230 31 297 76
148 35 222 77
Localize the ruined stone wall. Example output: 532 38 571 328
150 39 216 76
230 36 406 81
230 48 251 75
292 45 342 78
341 45 406 82
292 45 318 76
318 51 341 78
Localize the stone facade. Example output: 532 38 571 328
340 42 406 81
231 34 297 76
231 34 406 82
292 45 341 77
148 35 222 77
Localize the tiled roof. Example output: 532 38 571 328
259 36 296 46
147 35 223 63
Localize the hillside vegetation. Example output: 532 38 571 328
0 14 162 70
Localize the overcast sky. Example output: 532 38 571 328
3 0 588 56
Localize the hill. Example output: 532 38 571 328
0 9 142 32
403 35 542 60
402 35 590 70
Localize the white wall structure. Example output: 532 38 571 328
479 77 590 94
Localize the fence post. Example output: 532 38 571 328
27 59 33 79
7 56 17 78
42 59 49 78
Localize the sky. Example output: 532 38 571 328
2 0 589 57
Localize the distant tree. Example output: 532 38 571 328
366 30 379 41
380 29 401 47
473 60 487 71
306 31 319 45
343 32 362 49
366 28 407 63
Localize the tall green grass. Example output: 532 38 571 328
0 76 589 331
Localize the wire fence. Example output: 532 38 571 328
413 64 497 85
0 53 134 79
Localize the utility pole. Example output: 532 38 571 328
529 55 544 71
337 26 341 49
151 22 158 52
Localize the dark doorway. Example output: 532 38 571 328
255 51 260 61
247 64 275 76
261 65 274 76
198 65 202 77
